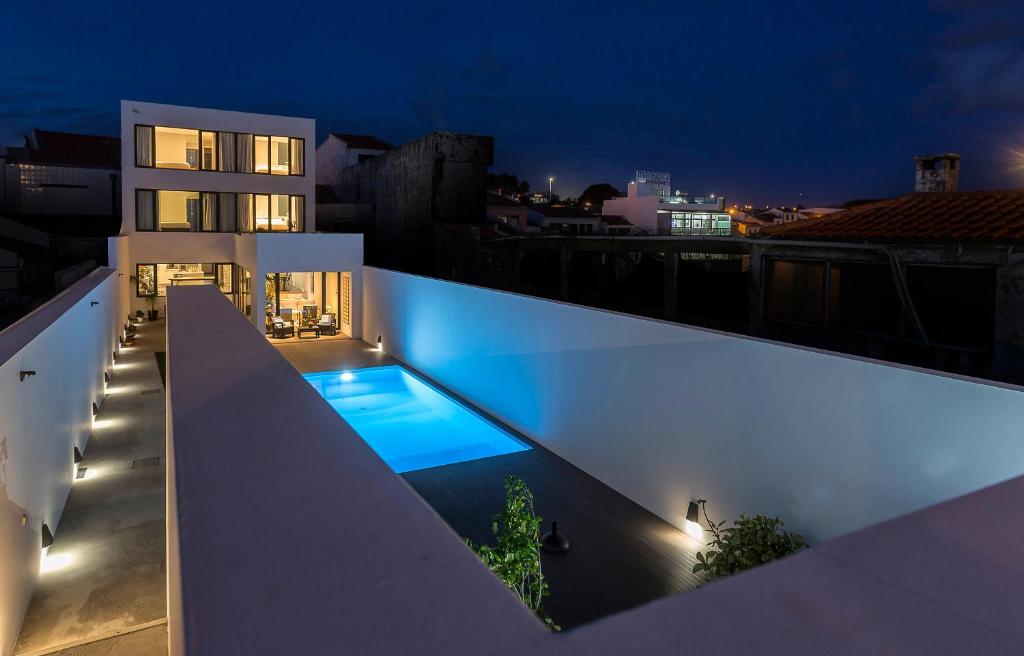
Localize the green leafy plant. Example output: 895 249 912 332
467 475 558 630
692 500 807 580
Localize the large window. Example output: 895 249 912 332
252 193 303 232
134 124 305 176
136 189 304 232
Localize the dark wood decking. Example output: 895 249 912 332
276 339 704 630
402 440 704 629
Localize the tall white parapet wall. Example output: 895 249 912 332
362 266 1024 543
0 268 119 656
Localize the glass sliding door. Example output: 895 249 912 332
154 127 200 170
254 135 270 173
271 136 289 175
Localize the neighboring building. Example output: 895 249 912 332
730 211 767 236
602 171 731 235
314 133 392 184
485 192 529 232
0 218 50 319
757 189 1024 382
914 152 960 192
527 205 602 234
1 129 120 217
113 100 362 337
601 214 633 235
323 132 493 274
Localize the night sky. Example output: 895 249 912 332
2 0 1023 206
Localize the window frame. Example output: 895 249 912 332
133 125 305 176
136 263 157 297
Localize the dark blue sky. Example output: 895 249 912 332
2 0 1023 206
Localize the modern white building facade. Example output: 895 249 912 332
603 171 731 236
111 101 362 338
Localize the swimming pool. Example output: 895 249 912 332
303 365 530 473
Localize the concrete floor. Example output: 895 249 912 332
13 320 168 656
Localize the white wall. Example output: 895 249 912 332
362 267 1024 543
0 269 119 656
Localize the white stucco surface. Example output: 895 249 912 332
0 269 119 656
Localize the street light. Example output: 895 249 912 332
548 176 554 201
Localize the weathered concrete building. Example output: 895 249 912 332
322 132 493 273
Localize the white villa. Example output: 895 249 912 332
1 101 1023 656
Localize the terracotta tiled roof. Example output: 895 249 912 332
761 190 1024 243
330 133 393 151
5 129 120 168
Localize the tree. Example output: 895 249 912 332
578 183 622 213
487 172 530 198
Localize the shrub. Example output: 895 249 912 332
692 501 807 580
467 475 558 629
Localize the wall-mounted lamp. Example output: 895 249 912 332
92 403 99 417
377 334 383 351
91 301 99 306
41 524 54 550
685 499 706 541
19 370 36 382
112 351 119 362
73 446 83 465
104 372 111 384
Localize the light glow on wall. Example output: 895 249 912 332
40 551 74 575
684 520 704 542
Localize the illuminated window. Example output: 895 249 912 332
289 138 304 175
254 135 270 173
154 127 200 170
271 136 289 175
157 190 201 230
136 264 156 296
290 195 304 231
200 131 217 170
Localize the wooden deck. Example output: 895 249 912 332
275 339 704 629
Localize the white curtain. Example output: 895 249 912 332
236 193 252 232
134 126 153 167
236 133 253 173
135 190 155 230
290 195 304 232
218 192 237 232
218 132 236 172
289 138 304 175
202 193 217 231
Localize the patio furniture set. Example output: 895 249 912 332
270 311 338 339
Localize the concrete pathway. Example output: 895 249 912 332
13 320 168 656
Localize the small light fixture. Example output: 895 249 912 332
76 467 88 480
540 521 570 553
92 403 99 417
73 447 83 464
340 372 355 382
19 370 36 382
104 372 111 384
90 301 99 306
376 334 383 351
41 523 54 549
685 499 706 541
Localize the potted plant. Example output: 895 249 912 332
146 295 159 321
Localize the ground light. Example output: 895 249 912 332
340 372 355 382
685 500 704 541
377 334 383 352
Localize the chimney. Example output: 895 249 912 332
914 153 960 193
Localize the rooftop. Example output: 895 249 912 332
330 132 394 151
4 129 120 169
761 190 1024 242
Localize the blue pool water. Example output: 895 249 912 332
303 365 529 473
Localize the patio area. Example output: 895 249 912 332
274 339 704 629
